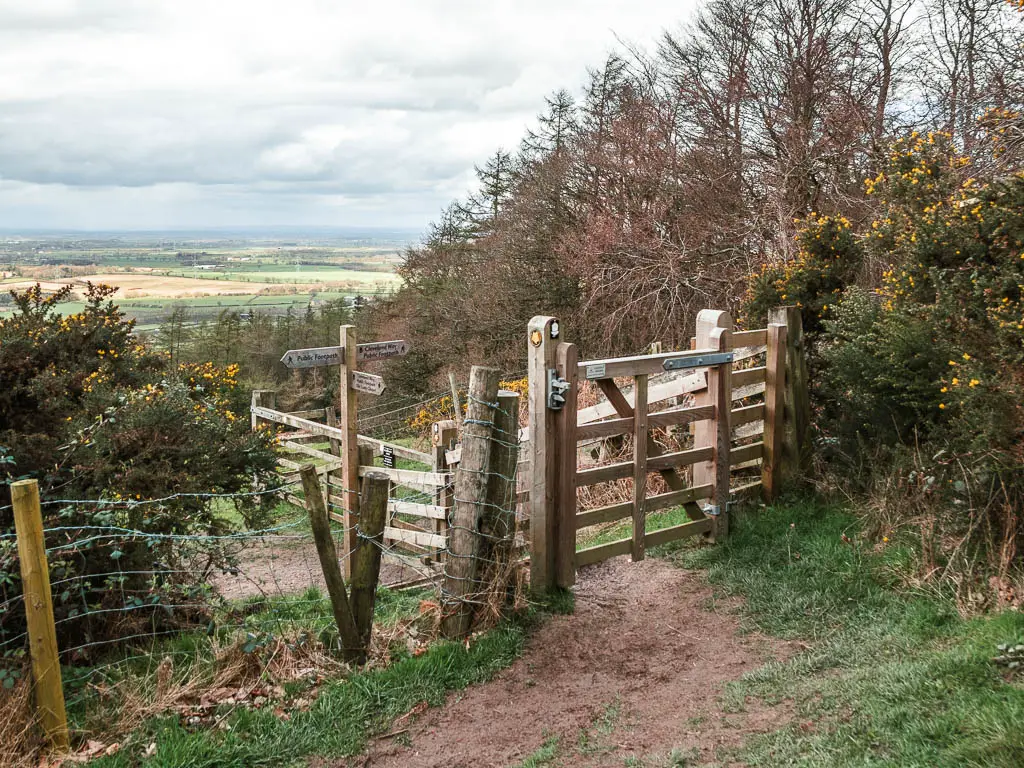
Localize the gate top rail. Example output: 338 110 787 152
577 347 719 379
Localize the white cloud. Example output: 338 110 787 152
0 0 693 230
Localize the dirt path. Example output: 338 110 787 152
214 538 435 600
349 557 795 768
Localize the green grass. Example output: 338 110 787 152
659 497 1024 767
81 593 571 768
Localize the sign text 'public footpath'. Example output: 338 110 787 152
279 346 344 369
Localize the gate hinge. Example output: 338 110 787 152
547 368 570 410
703 501 737 517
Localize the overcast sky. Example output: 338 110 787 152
0 0 695 232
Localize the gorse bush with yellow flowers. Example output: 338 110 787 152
744 129 1024 596
0 284 278 651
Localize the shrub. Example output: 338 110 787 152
0 284 279 653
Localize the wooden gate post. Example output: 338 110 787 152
769 307 810 481
431 420 459 561
693 310 733 500
250 390 276 430
554 343 578 587
708 327 733 542
339 325 359 578
527 316 559 592
349 469 389 651
762 323 788 499
11 479 69 753
441 365 501 638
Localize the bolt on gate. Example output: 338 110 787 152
527 308 806 592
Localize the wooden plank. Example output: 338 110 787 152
762 323 787 499
357 434 432 465
731 329 767 348
732 366 766 389
693 311 731 498
287 408 330 420
431 420 458 561
390 499 448 520
731 480 763 495
730 441 764 466
576 416 635 441
648 447 714 472
575 484 713 530
575 371 706 425
577 347 718 380
575 536 632 567
595 378 633 416
576 460 633 486
645 518 713 548
555 343 579 588
11 480 69 751
281 440 345 465
733 382 766 401
528 316 559 592
355 466 450 491
709 324 733 542
384 526 447 549
731 404 764 427
631 374 648 561
734 421 765 440
647 404 715 429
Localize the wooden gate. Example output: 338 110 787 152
526 309 802 592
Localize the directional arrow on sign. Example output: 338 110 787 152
356 340 410 362
350 371 386 396
280 345 344 369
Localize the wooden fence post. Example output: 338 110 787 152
632 373 649 561
693 310 733 500
11 479 69 753
299 465 363 663
482 390 522 569
554 343 578 587
431 420 459 561
339 325 359 579
708 327 733 542
349 470 389 651
441 365 500 639
768 307 810 481
250 390 276 430
762 323 788 499
527 316 559 592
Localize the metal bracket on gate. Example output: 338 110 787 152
663 352 734 371
703 501 737 517
547 368 570 410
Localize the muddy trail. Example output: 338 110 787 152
344 557 796 768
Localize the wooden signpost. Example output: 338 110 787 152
277 333 407 578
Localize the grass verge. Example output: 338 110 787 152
659 497 1024 767
82 590 571 768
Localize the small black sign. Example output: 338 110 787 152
382 445 395 469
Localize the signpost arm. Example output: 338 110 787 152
340 324 359 579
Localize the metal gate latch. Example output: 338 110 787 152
547 369 570 410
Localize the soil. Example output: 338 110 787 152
214 537 436 600
338 556 796 768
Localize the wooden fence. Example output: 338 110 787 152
251 397 457 575
252 305 807 592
